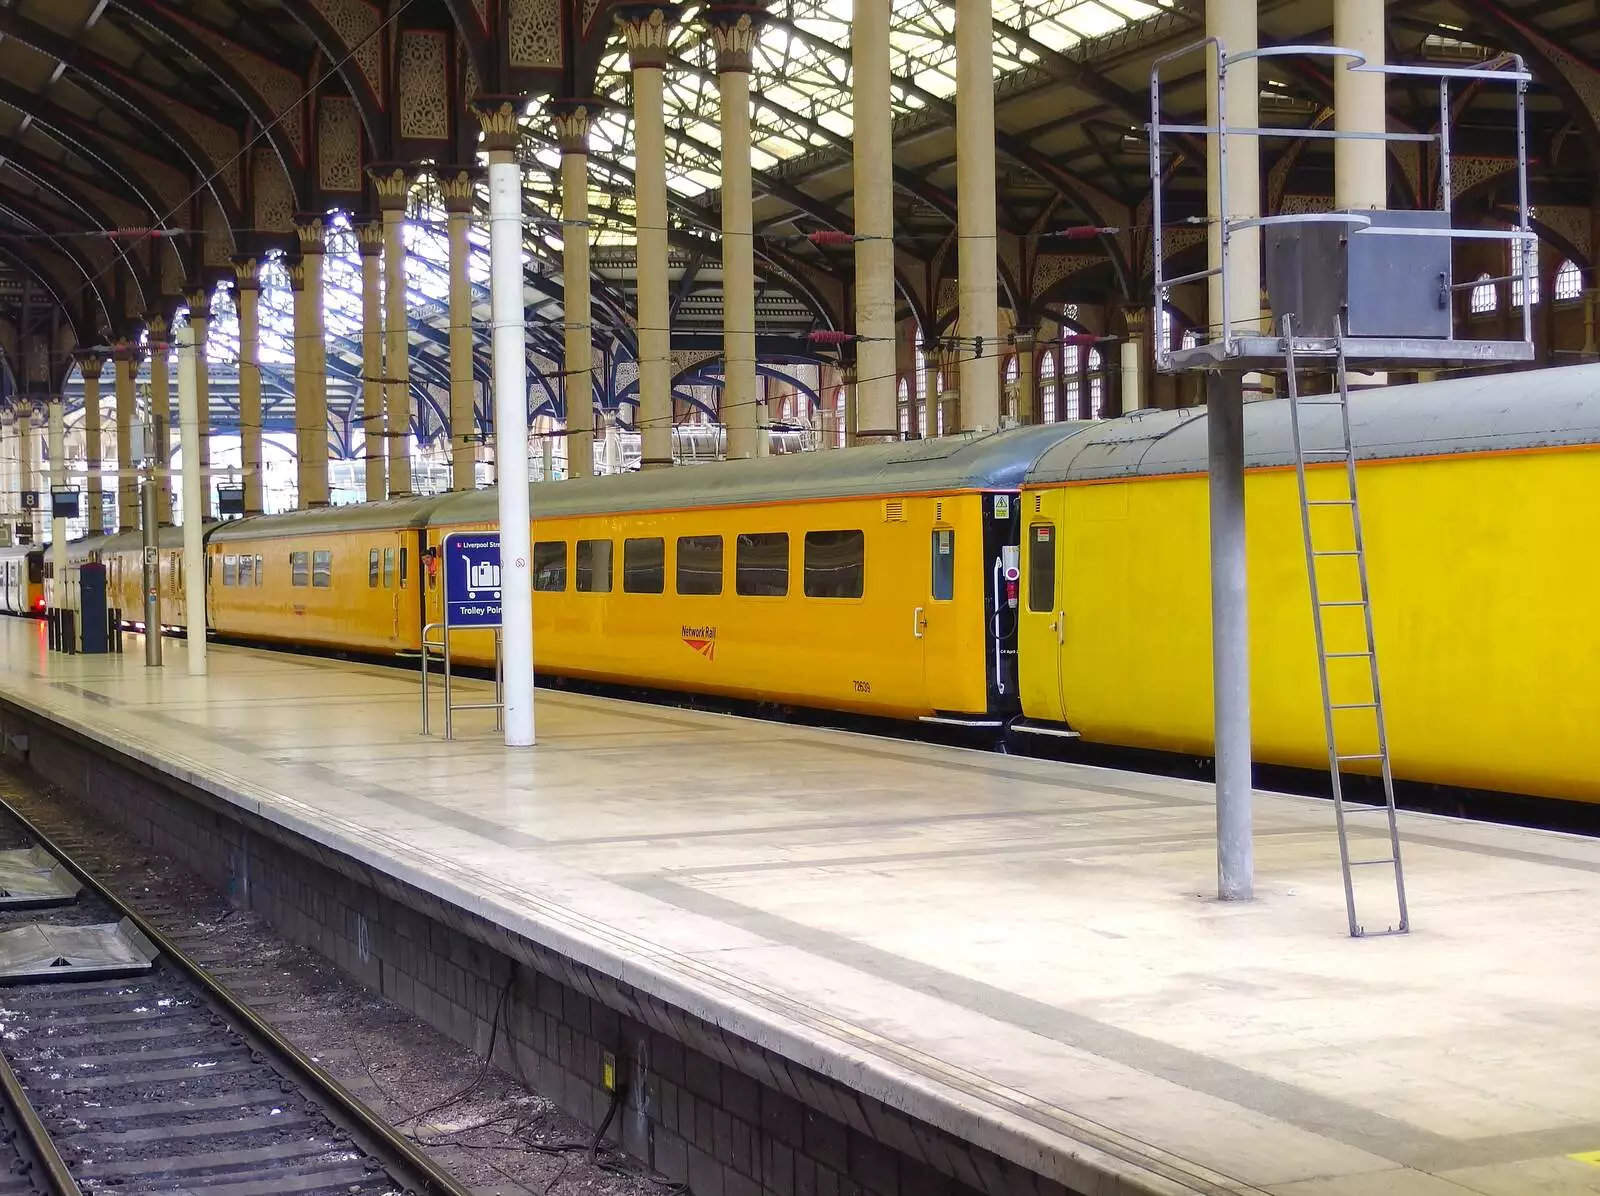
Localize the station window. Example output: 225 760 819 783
254 555 264 586
803 530 864 599
369 549 380 588
931 529 955 601
384 547 396 588
676 535 723 596
1028 524 1055 612
290 551 309 587
736 532 788 597
312 550 333 588
533 541 567 591
623 537 664 594
239 554 255 587
576 539 613 593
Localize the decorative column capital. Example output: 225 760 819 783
468 97 527 155
293 213 328 254
186 289 213 322
705 4 766 73
1012 328 1037 351
353 215 385 256
614 4 682 70
231 255 261 291
548 99 601 155
367 164 421 212
434 164 485 214
146 314 170 351
74 351 106 380
284 256 309 293
1123 307 1147 337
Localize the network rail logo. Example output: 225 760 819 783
682 625 717 660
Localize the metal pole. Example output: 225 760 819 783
1207 369 1252 900
140 479 161 667
48 396 65 627
442 626 454 742
176 323 207 676
487 143 535 747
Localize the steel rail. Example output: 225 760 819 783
0 1036 83 1196
0 793 475 1196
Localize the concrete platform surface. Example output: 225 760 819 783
2 617 1599 1196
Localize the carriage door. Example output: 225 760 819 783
916 499 960 709
1027 520 1069 723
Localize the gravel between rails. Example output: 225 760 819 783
0 764 681 1196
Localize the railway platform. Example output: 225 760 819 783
0 617 1597 1196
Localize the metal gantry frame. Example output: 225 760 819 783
1150 41 1538 369
1146 40 1537 934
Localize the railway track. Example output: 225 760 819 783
0 798 472 1196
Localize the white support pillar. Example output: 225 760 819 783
709 7 766 457
1334 0 1386 212
954 0 1000 432
187 287 213 519
617 6 678 470
176 322 207 676
1121 308 1146 415
551 102 599 478
48 394 65 606
852 0 898 440
474 97 535 749
232 257 265 514
1206 2 1260 346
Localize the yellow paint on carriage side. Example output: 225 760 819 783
1019 445 1600 803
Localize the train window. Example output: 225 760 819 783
803 530 864 599
239 554 254 587
399 548 408 588
676 536 723 596
1028 524 1055 612
622 538 664 594
255 555 264 586
736 533 788 597
931 529 955 601
291 551 309 587
533 541 567 591
383 547 396 588
369 549 381 588
223 555 238 587
576 540 613 593
312 550 333 588
26 555 42 584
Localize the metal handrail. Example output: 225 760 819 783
421 621 504 740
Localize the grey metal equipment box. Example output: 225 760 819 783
1267 209 1453 339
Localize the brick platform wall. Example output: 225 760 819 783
1 706 1086 1196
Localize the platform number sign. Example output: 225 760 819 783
442 532 502 628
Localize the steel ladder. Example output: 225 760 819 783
1282 317 1410 938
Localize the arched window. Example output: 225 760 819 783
1004 354 1020 422
1555 259 1583 303
1064 344 1082 420
897 377 911 435
1088 348 1105 420
1040 348 1058 423
834 387 846 448
1469 273 1498 316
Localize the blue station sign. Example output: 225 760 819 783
442 532 503 628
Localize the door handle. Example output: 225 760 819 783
913 606 925 639
1057 611 1066 645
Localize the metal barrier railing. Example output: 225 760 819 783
420 622 504 740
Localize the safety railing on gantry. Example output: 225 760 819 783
1149 40 1538 372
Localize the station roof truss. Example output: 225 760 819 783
0 0 1592 445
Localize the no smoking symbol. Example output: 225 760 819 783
514 557 526 568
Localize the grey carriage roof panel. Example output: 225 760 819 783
207 495 448 543
1027 365 1600 484
427 424 1093 528
69 525 219 559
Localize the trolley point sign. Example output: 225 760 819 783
443 532 502 628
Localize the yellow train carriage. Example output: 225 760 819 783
424 430 1067 723
83 525 215 632
206 499 437 654
1017 368 1600 803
